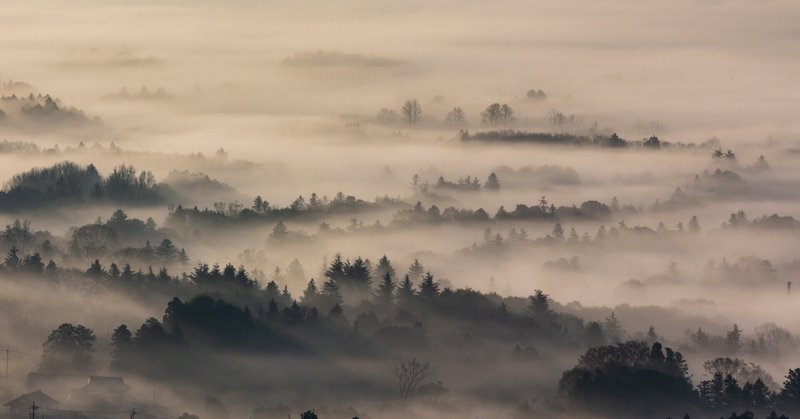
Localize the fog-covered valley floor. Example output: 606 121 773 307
0 1 799 419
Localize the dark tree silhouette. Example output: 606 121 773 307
375 271 396 305
40 323 96 373
407 259 425 282
444 107 466 127
394 358 436 399
418 272 440 297
110 324 133 371
402 99 422 125
484 172 500 190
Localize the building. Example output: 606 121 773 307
68 376 129 409
3 390 58 418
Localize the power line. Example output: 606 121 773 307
9 349 40 357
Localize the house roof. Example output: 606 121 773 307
3 390 59 407
38 408 90 419
75 376 129 395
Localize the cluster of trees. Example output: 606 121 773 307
461 130 708 150
65 209 189 267
491 164 581 186
723 211 800 230
0 162 161 210
105 85 171 101
1 218 54 256
372 100 517 127
703 256 780 286
480 103 515 125
393 197 611 226
24 249 800 418
36 278 590 379
0 93 100 127
526 89 547 100
687 323 796 358
165 192 406 232
411 172 500 192
713 148 738 160
6 210 190 274
558 340 800 418
464 215 711 256
461 130 627 147
0 139 45 154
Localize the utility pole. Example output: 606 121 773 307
5 347 8 390
789 281 792 296
29 401 38 419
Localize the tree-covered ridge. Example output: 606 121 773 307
0 161 161 210
20 249 800 418
164 192 408 231
0 92 101 127
460 129 717 149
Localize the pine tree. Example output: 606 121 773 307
301 279 319 306
87 259 105 277
375 272 396 305
287 258 306 284
781 368 800 403
485 172 500 190
374 255 396 282
688 215 701 233
178 248 189 266
121 263 134 280
110 324 133 371
4 246 20 270
325 254 346 283
269 221 289 242
407 259 425 282
156 238 177 261
647 326 659 343
322 278 343 305
526 290 552 318
45 260 58 277
109 263 121 278
397 274 415 302
726 324 742 354
344 256 372 294
264 280 280 302
603 312 624 343
418 272 440 297
552 223 564 240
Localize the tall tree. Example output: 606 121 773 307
407 259 425 282
156 238 178 261
397 274 415 302
394 358 436 399
444 107 466 127
374 255 396 282
484 172 500 190
4 246 20 270
401 99 422 125
375 272 396 305
110 324 133 371
287 258 306 284
418 272 440 297
40 323 96 373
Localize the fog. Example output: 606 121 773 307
0 1 799 418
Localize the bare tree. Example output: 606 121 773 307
444 106 466 127
394 358 436 399
547 108 574 126
481 103 513 125
401 99 422 125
